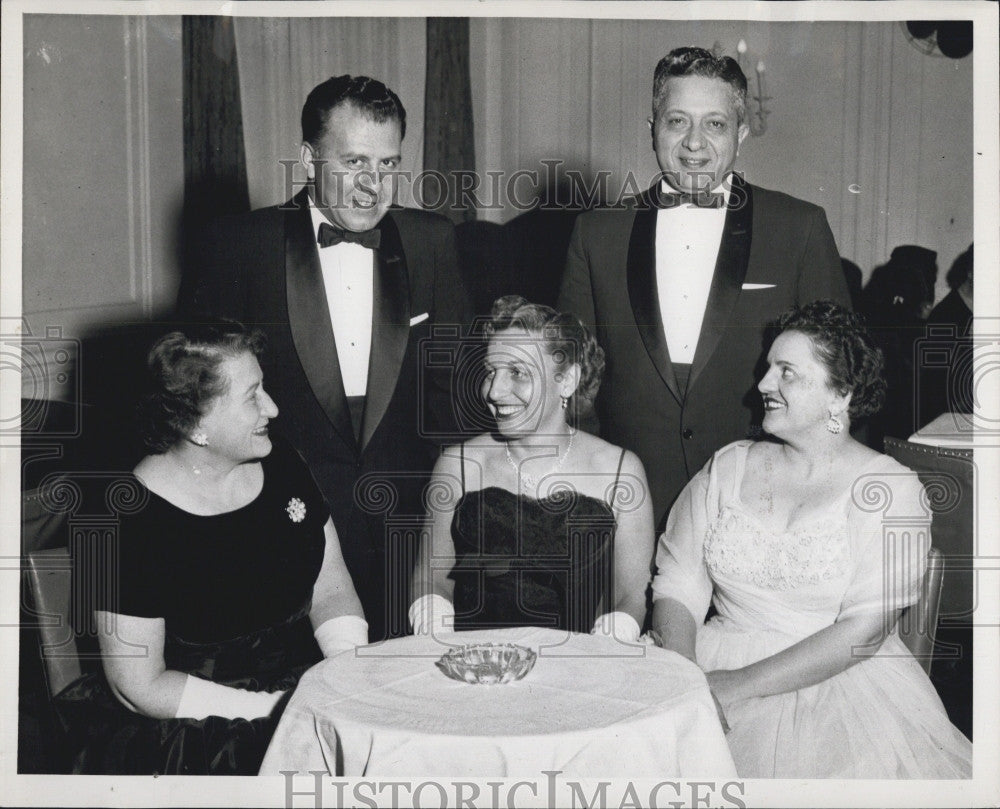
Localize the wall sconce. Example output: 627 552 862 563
712 39 771 136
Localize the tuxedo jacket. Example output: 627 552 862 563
557 176 850 528
179 189 473 639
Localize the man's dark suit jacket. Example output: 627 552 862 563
557 175 850 528
179 189 473 641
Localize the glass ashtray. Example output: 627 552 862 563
435 643 537 685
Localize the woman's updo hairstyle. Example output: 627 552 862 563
771 300 886 420
137 320 265 453
485 295 605 424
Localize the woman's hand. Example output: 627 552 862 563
647 623 732 734
648 625 730 733
644 628 664 647
97 610 288 720
706 669 743 734
705 668 743 706
649 599 699 663
708 688 731 734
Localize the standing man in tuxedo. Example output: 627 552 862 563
180 75 472 641
558 47 850 529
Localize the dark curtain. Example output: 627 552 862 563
180 16 250 291
423 19 476 224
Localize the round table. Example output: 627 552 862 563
260 627 736 778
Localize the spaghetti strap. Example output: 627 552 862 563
610 448 627 508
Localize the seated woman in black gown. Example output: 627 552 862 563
81 322 366 774
410 296 654 640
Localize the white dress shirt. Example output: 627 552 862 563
654 180 732 365
310 205 374 397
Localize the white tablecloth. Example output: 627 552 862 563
260 626 736 778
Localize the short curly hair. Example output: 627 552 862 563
485 295 605 425
771 300 886 420
137 321 266 453
652 46 748 126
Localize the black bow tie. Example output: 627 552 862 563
655 190 726 209
317 221 381 250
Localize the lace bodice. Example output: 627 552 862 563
652 441 929 639
704 506 851 591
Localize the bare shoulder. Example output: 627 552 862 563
572 431 643 476
848 442 883 468
435 434 504 479
742 437 770 465
131 454 196 512
707 438 758 474
829 441 886 487
132 455 170 497
851 443 922 496
132 453 158 479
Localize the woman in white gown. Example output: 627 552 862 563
651 300 971 778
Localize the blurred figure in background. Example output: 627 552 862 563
840 257 864 311
862 245 938 445
916 244 974 429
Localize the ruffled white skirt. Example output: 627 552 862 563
697 619 972 779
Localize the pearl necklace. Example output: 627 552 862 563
504 429 576 494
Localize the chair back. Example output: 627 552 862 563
883 436 973 625
898 547 944 674
25 548 83 697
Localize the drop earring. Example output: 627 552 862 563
826 412 843 435
191 431 209 447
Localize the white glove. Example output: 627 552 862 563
314 614 369 657
408 594 456 635
591 611 641 643
174 674 284 721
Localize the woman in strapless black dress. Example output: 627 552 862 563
410 296 654 639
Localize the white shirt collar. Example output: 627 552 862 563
308 202 333 241
658 175 733 206
308 202 377 252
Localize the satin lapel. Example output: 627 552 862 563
689 176 754 392
284 196 357 450
360 211 410 452
627 188 682 404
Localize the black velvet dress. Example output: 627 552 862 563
448 448 625 634
61 437 327 775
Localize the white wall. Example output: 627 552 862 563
21 14 184 400
19 15 974 402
